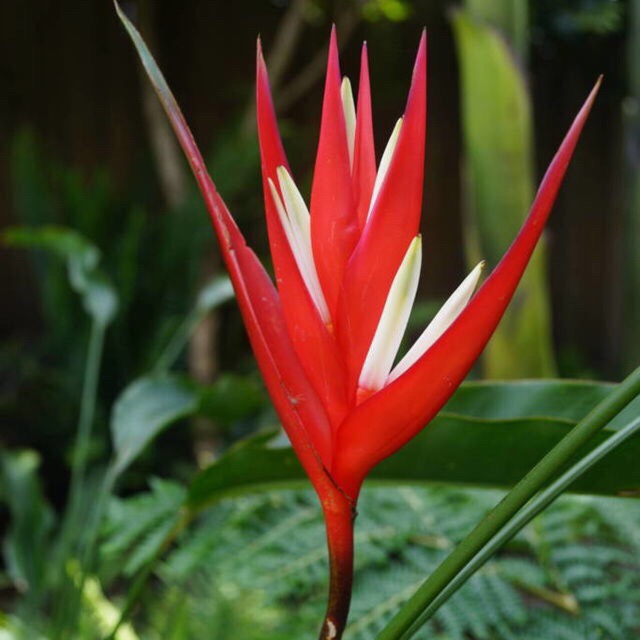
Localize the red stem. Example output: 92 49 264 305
318 490 356 640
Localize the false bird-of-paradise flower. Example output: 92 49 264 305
116 4 599 638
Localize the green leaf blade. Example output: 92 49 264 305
111 376 199 476
186 380 640 514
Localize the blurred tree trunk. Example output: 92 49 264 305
453 0 557 379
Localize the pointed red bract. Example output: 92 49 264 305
310 27 359 318
337 32 427 396
353 43 377 230
119 9 599 635
115 4 338 473
332 78 601 499
256 42 349 430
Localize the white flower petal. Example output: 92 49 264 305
359 236 422 391
367 117 403 221
277 166 311 241
269 170 331 324
388 261 485 383
341 77 357 170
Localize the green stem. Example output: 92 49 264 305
68 321 106 508
52 321 106 639
154 308 202 373
56 467 118 639
377 365 640 640
398 413 640 636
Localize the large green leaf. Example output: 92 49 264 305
106 378 639 511
110 376 199 476
109 374 264 476
452 8 556 378
443 379 613 420
186 380 640 512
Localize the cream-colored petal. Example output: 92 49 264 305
367 117 403 221
269 171 330 323
388 261 485 383
341 77 357 170
277 166 311 241
359 236 422 391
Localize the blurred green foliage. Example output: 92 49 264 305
534 0 625 37
361 0 412 23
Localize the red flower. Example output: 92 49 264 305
117 6 599 638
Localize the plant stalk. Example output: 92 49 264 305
68 321 106 509
52 320 106 639
318 492 355 640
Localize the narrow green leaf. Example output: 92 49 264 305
4 226 118 326
399 411 640 636
377 365 640 639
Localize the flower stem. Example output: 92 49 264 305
319 491 356 640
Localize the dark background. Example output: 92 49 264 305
0 1 630 372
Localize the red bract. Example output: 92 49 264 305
116 5 599 638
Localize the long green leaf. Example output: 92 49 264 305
377 365 640 639
453 8 556 377
397 411 640 636
187 380 640 511
443 379 612 420
105 378 640 511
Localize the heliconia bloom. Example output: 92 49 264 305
116 5 599 638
